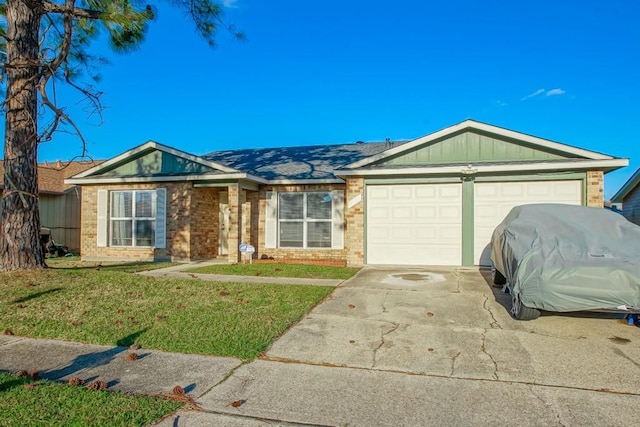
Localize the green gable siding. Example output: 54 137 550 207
100 150 215 177
382 131 577 166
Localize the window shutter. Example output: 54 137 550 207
155 188 167 249
265 191 277 248
331 190 344 249
97 189 108 247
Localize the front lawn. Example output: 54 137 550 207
185 262 360 280
0 262 333 359
0 372 181 427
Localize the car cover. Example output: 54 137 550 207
491 204 640 313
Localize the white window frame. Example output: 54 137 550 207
278 192 333 249
110 190 157 247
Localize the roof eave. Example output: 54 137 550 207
65 172 268 185
335 158 629 178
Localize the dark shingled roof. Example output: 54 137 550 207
203 141 407 181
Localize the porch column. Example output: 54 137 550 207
227 184 242 263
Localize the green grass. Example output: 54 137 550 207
185 262 361 280
0 262 334 359
0 372 181 427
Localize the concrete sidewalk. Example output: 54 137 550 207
0 335 241 397
138 261 344 287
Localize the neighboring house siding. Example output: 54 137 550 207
40 190 82 252
258 184 347 264
623 185 640 226
81 183 217 262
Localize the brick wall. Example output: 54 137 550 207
586 170 604 208
345 178 365 266
257 184 347 264
80 182 217 262
189 187 218 260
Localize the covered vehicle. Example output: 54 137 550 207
490 204 640 320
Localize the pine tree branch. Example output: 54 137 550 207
42 0 102 20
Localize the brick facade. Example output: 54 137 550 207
81 182 218 262
256 184 348 264
345 178 365 266
79 169 609 265
586 170 604 208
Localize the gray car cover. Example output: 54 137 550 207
491 204 640 313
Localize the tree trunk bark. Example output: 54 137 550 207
1 0 46 271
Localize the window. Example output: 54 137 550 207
278 192 332 248
110 190 156 247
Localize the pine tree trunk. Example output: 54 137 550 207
1 0 46 271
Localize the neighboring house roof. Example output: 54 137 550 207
611 167 640 203
1 160 104 194
66 119 629 185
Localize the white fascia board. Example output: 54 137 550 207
65 172 267 185
336 158 629 177
266 178 345 185
345 120 614 169
71 141 240 179
611 167 640 202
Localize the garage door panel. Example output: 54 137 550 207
367 183 462 265
440 225 462 240
391 187 412 199
368 187 390 200
440 206 462 221
415 206 436 219
368 209 390 220
474 180 582 265
391 206 412 219
415 186 436 198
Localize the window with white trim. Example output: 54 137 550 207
110 190 156 247
278 192 333 248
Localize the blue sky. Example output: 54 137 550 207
17 0 640 197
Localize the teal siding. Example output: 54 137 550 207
101 150 214 176
382 131 574 166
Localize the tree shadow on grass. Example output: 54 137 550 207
13 288 62 304
116 328 149 347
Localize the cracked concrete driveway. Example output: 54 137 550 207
161 267 640 427
266 267 640 393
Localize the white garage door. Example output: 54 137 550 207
366 184 462 265
474 180 582 265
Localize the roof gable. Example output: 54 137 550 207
73 141 239 179
380 129 570 166
346 120 615 169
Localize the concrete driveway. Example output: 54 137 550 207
162 267 640 426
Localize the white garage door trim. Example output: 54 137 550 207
366 183 463 265
474 180 582 266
